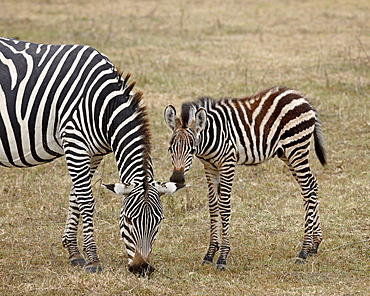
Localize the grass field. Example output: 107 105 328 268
1 0 370 295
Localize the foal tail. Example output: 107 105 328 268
313 114 327 166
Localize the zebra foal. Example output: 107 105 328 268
164 86 326 269
0 37 183 275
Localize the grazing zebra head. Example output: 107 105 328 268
164 104 207 184
104 86 186 276
104 181 184 275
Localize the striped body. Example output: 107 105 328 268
164 86 326 268
0 37 180 275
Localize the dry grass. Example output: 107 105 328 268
1 0 370 295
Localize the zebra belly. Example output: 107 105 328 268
0 88 64 167
0 124 64 167
0 144 64 167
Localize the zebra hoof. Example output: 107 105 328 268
85 264 103 273
294 257 306 264
70 257 87 267
201 260 213 265
216 263 226 270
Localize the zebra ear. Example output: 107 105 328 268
164 105 181 131
191 108 207 135
154 181 187 196
102 183 135 195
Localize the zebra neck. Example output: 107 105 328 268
106 92 153 187
117 153 154 186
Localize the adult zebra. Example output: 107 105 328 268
0 37 184 275
164 86 326 269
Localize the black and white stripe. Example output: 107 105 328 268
0 37 181 275
164 86 326 269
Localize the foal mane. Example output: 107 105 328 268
180 97 214 127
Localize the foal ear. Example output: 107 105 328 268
154 181 187 196
190 108 207 135
164 105 181 131
102 183 135 195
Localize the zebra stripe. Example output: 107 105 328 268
164 86 326 269
0 37 181 275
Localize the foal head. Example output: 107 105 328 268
164 104 207 184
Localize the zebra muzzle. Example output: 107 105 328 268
128 254 154 276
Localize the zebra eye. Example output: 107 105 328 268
126 217 133 225
190 147 196 154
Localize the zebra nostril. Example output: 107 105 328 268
128 262 154 276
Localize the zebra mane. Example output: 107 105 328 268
114 67 132 90
118 73 152 198
181 97 214 126
130 91 152 197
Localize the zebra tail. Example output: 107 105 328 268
313 116 327 166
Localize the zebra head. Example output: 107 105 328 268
164 105 207 184
103 181 185 276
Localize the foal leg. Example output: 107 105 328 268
281 152 322 262
202 165 221 265
215 163 235 270
307 182 322 257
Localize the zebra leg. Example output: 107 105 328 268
215 164 235 270
202 165 221 265
63 155 104 270
74 162 102 272
282 154 322 263
62 186 87 267
63 138 103 272
80 155 104 273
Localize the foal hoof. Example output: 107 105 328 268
216 264 226 270
201 260 213 265
70 257 87 267
294 257 306 264
308 249 318 256
85 263 103 273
